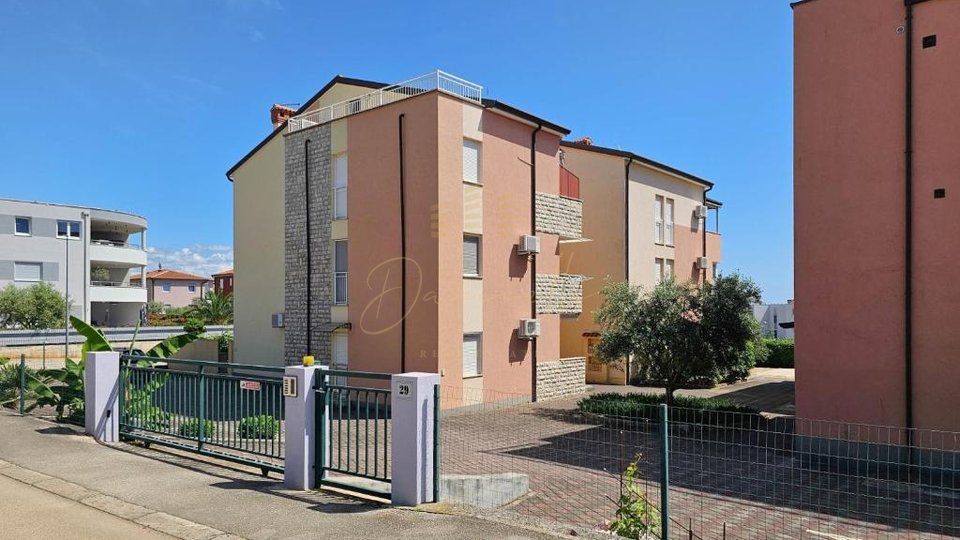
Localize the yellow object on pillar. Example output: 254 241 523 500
302 355 315 367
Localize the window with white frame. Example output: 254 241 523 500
664 198 675 246
654 196 664 244
654 258 664 285
463 333 482 377
57 220 81 239
664 259 674 280
14 217 31 236
162 282 171 293
188 284 196 293
463 139 481 184
333 153 348 219
463 235 481 277
712 263 719 280
332 332 348 370
14 262 42 282
334 240 348 305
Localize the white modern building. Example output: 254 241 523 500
0 198 148 327
752 301 794 340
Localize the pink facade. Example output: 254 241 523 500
794 0 960 433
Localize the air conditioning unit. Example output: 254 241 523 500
271 313 285 328
518 319 540 340
517 234 541 255
694 205 709 219
697 257 709 270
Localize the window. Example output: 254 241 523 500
712 263 719 280
463 139 481 184
664 259 674 280
333 154 348 219
14 262 42 282
654 196 663 244
188 284 196 293
14 217 31 236
56 220 81 239
334 240 348 305
463 333 482 377
664 198 675 246
654 258 674 285
162 282 171 293
463 235 481 277
332 332 348 370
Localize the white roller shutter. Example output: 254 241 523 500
463 139 481 184
14 262 42 281
463 334 481 377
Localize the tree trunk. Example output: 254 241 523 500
664 387 675 407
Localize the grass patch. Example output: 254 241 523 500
577 392 759 425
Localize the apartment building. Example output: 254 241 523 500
794 0 960 433
131 268 210 308
227 71 585 400
212 269 233 296
0 198 148 327
558 141 722 385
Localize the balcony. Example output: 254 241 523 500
536 274 584 316
89 282 147 303
288 70 483 133
559 166 580 200
535 192 582 240
90 240 147 267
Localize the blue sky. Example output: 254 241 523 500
0 0 794 302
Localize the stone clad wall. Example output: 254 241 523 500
535 192 582 239
536 357 586 401
536 274 583 315
284 125 333 365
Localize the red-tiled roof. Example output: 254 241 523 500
212 268 233 277
130 269 211 282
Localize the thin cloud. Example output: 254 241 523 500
146 244 233 277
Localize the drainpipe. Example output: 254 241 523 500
903 0 915 449
530 123 542 401
304 139 312 357
623 157 633 384
398 114 407 373
702 186 713 284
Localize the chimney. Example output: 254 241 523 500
573 136 593 146
270 104 296 128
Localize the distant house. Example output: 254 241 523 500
131 269 210 308
212 269 233 296
752 301 794 340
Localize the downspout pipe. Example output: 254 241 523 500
702 185 714 284
530 123 542 401
903 0 915 448
624 157 633 384
399 114 407 373
304 139 312 357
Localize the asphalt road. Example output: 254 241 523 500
0 474 173 539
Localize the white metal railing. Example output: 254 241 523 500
91 238 142 249
90 281 145 288
288 70 483 133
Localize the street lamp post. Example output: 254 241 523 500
64 220 71 360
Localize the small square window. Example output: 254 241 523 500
923 35 937 49
934 188 946 199
14 217 31 235
188 284 196 293
162 282 172 293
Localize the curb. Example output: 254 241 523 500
0 458 244 540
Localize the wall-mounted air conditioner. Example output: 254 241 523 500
271 313 285 328
697 257 709 270
518 319 540 339
517 235 541 255
694 205 709 219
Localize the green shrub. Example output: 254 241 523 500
238 415 279 439
183 318 206 336
577 393 759 425
178 418 215 439
757 338 794 368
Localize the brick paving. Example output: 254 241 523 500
439 395 960 539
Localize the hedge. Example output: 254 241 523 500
757 338 794 368
577 393 759 425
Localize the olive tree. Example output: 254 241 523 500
593 273 762 405
0 283 68 330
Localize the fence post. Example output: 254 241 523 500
19 354 26 416
84 351 121 442
433 383 440 504
659 403 670 540
390 372 440 506
283 361 324 490
197 365 206 451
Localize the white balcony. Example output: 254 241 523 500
89 283 147 303
90 241 148 267
288 70 483 133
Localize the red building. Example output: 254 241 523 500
213 269 233 296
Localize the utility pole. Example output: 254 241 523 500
64 220 70 360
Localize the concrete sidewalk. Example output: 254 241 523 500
0 413 558 540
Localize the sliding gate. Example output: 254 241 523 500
315 370 392 497
118 355 286 474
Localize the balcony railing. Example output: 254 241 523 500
90 281 144 288
560 166 580 200
91 238 142 249
288 70 483 133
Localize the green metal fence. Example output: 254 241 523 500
119 355 286 474
315 369 392 497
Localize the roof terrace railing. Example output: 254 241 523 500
288 70 482 133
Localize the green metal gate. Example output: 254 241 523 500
119 355 286 474
314 369 392 497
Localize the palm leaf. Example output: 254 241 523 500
146 332 201 359
69 316 112 354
